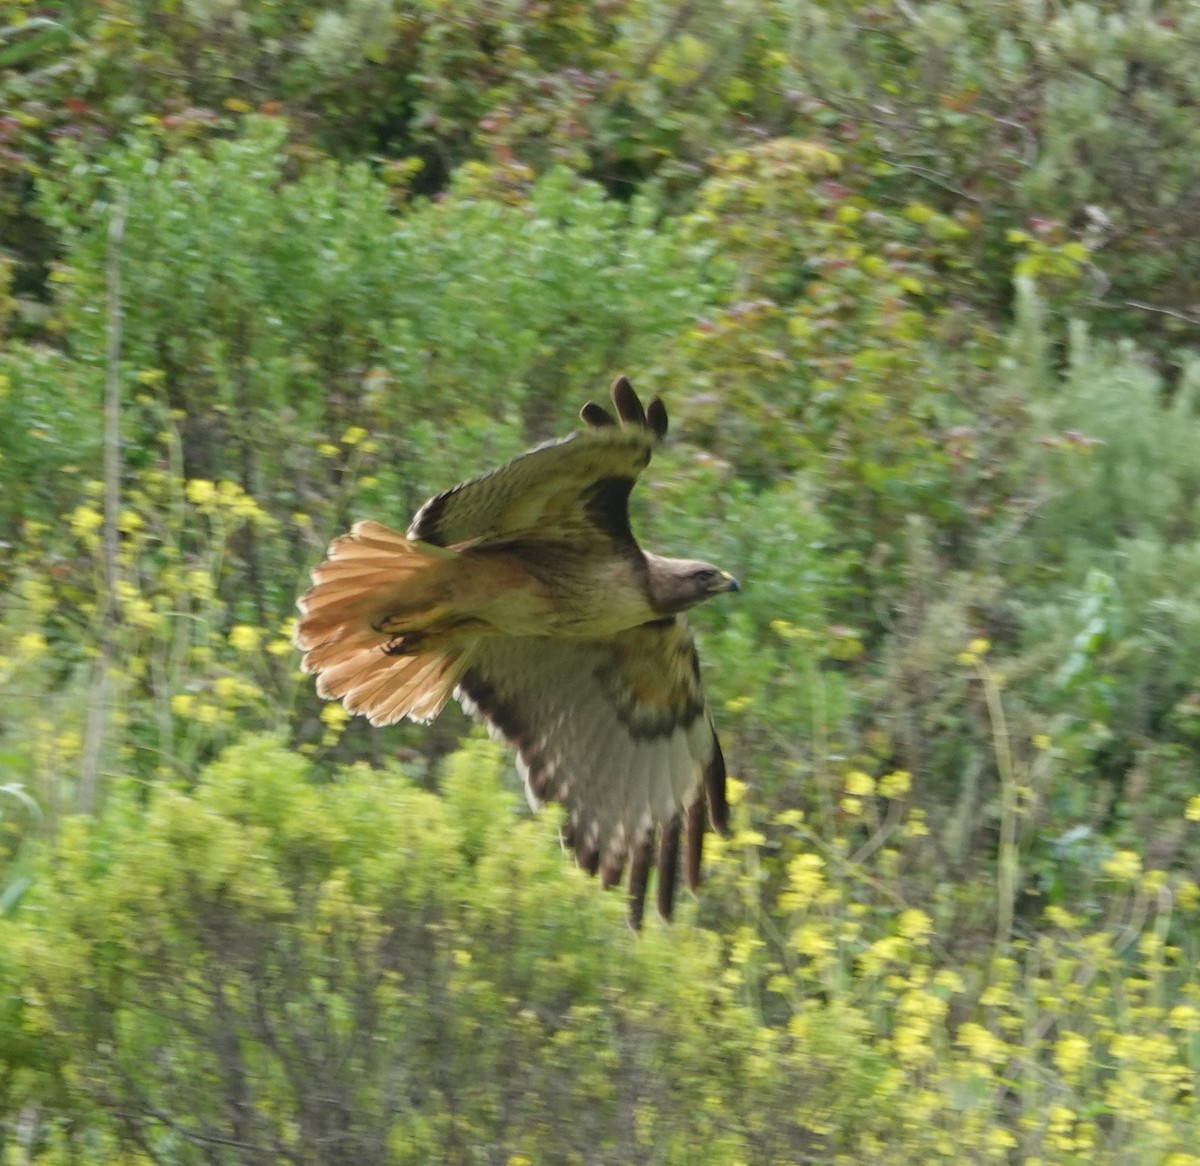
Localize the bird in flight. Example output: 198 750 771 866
294 376 738 926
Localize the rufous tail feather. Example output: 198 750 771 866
294 520 471 725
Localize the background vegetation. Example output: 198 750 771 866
2 1 1200 1161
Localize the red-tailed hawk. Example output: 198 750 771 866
294 377 737 926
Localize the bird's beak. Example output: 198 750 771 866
717 571 740 594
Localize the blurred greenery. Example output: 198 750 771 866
3 1 1200 1162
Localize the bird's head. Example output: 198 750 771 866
645 554 740 615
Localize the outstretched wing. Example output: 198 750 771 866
456 618 730 927
409 376 668 550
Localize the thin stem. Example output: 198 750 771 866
78 188 127 813
980 661 1018 956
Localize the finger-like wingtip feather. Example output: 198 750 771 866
610 375 647 427
577 841 602 878
685 797 705 891
628 834 654 930
580 401 616 428
601 845 627 890
656 813 682 920
706 732 730 836
646 396 668 440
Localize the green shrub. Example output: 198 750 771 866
0 340 99 540
37 118 723 531
3 737 794 1164
659 138 1014 599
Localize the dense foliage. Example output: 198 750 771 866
2 1 1200 1162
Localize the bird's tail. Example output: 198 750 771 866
294 520 472 725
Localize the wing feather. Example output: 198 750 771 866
627 835 655 929
684 798 706 892
704 729 731 834
611 374 647 427
456 618 729 926
409 377 667 551
580 401 616 429
666 730 696 818
656 814 682 921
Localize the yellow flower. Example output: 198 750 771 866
320 703 350 730
1177 879 1200 913
171 693 196 717
126 598 160 630
1102 849 1142 882
781 852 827 911
1168 1005 1200 1033
904 202 935 224
1032 732 1052 750
729 928 763 968
878 769 911 798
1044 904 1077 929
897 908 932 943
980 982 1010 1008
1055 1031 1090 1078
958 636 992 666
858 935 903 975
187 569 214 599
69 504 103 536
185 479 216 506
55 730 82 758
844 770 875 796
933 968 964 994
1142 868 1167 893
214 676 242 703
987 1128 1016 1152
789 921 834 958
904 808 929 837
16 632 47 660
228 625 262 653
117 509 145 533
890 1026 927 1065
341 425 368 446
1186 794 1200 822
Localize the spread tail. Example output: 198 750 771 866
294 520 471 725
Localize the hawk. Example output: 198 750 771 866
294 377 738 926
